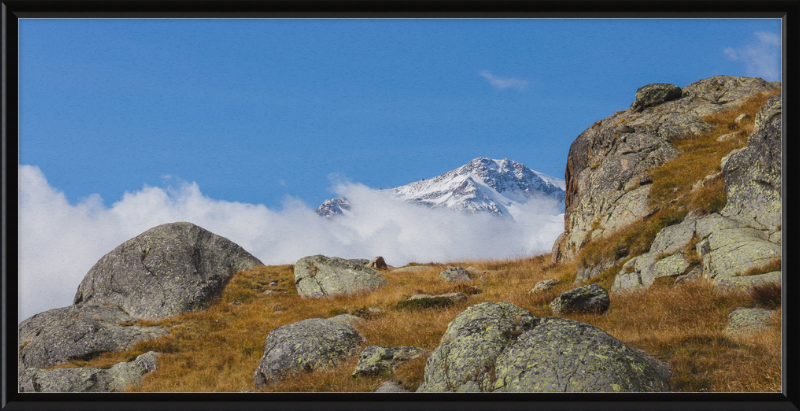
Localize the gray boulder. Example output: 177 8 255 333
73 222 264 320
253 318 364 388
417 302 670 392
375 381 411 393
352 345 426 377
630 83 682 112
19 351 160 393
439 267 474 282
409 292 467 303
721 94 782 236
18 304 168 369
550 284 610 315
530 279 560 294
714 271 781 294
294 255 388 298
725 308 775 335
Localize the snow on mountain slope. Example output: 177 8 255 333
316 158 565 219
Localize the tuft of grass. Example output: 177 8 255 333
741 258 781 277
750 283 781 310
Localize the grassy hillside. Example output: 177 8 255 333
45 90 782 393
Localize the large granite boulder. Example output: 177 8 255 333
294 255 388 298
550 284 610 315
253 318 364 388
73 222 264 320
630 83 682 112
416 302 670 392
18 304 168 369
721 94 782 240
553 76 779 263
439 267 474 282
18 351 160 393
352 345 426 377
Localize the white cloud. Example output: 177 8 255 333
18 165 564 322
724 32 781 81
479 70 528 91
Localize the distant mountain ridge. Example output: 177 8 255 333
316 157 565 219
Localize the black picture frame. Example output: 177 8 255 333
2 1 798 410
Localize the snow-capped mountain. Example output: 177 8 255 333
315 157 565 219
315 197 351 218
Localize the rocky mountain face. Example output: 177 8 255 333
552 76 780 264
316 157 565 219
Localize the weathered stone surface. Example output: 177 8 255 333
328 314 367 327
348 258 370 266
714 272 781 294
575 259 621 284
409 293 467 303
352 346 426 377
721 94 782 235
439 267 474 282
375 381 411 393
652 254 691 280
673 266 703 287
18 304 168 369
18 351 160 393
367 256 388 269
294 255 388 298
253 318 364 388
530 279 560 294
554 76 779 263
725 308 775 335
73 222 264 320
630 83 682 112
550 284 610 315
417 302 670 393
702 227 780 280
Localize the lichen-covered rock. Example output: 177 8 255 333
714 272 781 294
352 345 426 377
294 255 388 298
18 304 168 369
253 318 364 388
73 222 264 320
630 83 682 112
725 308 775 335
18 351 160 393
417 302 670 393
702 227 780 280
439 266 474 282
530 279 560 294
721 94 782 237
375 381 411 393
550 284 610 315
367 256 388 269
409 292 467 303
575 259 621 284
492 318 671 392
553 76 779 263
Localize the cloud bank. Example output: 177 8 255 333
18 165 564 322
479 70 529 91
723 32 781 81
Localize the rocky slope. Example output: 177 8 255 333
316 157 565 219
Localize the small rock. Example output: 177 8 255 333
725 308 774 335
368 307 382 313
352 346 426 377
530 279 560 294
294 255 388 298
375 381 411 393
268 281 279 287
630 83 682 112
439 267 474 282
734 113 751 124
550 284 610 315
367 256 388 269
716 132 741 142
409 292 467 303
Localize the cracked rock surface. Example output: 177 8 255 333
73 222 264 320
294 255 388 298
18 304 168 369
18 351 161 392
417 302 670 393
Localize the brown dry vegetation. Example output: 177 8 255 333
44 91 781 393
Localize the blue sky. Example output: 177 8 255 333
19 18 781 209
17 18 782 320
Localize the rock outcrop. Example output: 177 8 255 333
724 308 775 335
253 318 364 388
550 284 610 315
352 345 426 377
417 302 670 392
553 76 779 263
73 222 264 320
18 304 168 369
294 255 388 298
367 256 388 269
19 351 160 393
